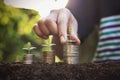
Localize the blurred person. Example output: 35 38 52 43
34 0 120 62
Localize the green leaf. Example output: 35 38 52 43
69 27 72 33
42 46 52 52
41 43 55 52
27 42 31 48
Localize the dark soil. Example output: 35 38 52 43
0 62 120 80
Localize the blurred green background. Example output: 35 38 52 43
0 0 45 62
0 0 98 63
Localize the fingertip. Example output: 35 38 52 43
42 36 49 39
76 39 81 45
71 35 81 45
60 36 67 44
33 24 37 30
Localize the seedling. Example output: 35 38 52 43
23 42 36 54
22 42 36 64
63 27 80 64
41 36 56 64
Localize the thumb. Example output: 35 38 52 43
58 20 67 44
58 23 68 44
57 13 68 44
60 35 67 44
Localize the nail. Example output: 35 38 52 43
60 36 66 44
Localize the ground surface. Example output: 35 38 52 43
0 62 120 80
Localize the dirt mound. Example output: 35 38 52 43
0 62 120 80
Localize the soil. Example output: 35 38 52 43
0 62 120 80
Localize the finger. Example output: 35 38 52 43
68 14 80 45
57 11 69 44
71 35 81 45
68 14 78 34
37 19 51 36
33 24 49 39
45 11 58 35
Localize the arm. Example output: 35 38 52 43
66 0 100 42
33 0 99 59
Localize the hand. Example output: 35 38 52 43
33 8 80 45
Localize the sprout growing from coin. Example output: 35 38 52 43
22 42 36 64
41 36 56 52
41 36 56 64
67 27 76 43
23 42 36 54
63 27 80 64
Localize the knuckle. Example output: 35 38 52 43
50 9 58 13
52 31 58 36
37 19 44 25
45 18 54 24
33 24 37 30
60 8 70 14
36 32 42 37
45 31 50 36
57 20 63 25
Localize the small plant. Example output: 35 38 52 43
41 36 56 64
41 36 55 52
22 42 36 64
22 42 36 54
68 27 73 40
